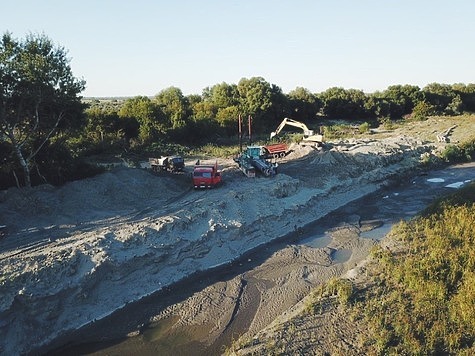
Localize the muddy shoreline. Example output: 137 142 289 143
39 187 390 355
37 223 307 355
3 117 473 355
41 161 475 355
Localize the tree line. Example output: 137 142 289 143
83 81 475 151
2 33 475 189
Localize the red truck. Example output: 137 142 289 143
262 143 289 158
192 161 222 189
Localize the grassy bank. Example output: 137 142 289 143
307 183 475 355
227 182 475 355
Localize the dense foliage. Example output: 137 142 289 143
0 33 89 188
82 83 475 151
2 32 475 189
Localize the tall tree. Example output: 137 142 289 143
0 33 85 187
119 96 162 143
153 86 190 130
287 87 321 121
319 87 368 120
205 82 239 109
452 83 475 112
381 85 423 117
423 83 456 114
237 77 275 130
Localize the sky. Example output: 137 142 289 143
3 0 475 97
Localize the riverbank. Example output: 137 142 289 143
59 162 474 355
231 178 475 355
0 116 474 355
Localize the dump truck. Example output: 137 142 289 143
234 146 278 177
192 161 222 188
149 156 185 173
262 143 289 159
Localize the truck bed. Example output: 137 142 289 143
263 143 289 156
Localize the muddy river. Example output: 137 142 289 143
44 162 475 356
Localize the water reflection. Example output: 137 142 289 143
331 249 352 263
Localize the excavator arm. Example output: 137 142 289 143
270 118 314 138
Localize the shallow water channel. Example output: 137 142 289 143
301 161 475 248
46 162 475 356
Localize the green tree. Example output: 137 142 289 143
203 82 239 109
191 99 217 121
84 106 119 143
197 82 239 125
187 94 222 142
216 105 240 134
382 84 423 117
78 106 137 153
452 83 475 112
446 94 464 115
423 83 456 114
153 86 190 130
0 33 85 187
319 87 368 120
287 87 321 121
119 96 163 143
364 93 391 119
412 100 435 120
237 77 274 129
267 83 290 126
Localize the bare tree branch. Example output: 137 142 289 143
28 111 64 161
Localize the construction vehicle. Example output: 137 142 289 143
262 143 289 159
149 156 185 173
234 146 278 177
270 118 323 147
233 114 282 177
192 161 222 188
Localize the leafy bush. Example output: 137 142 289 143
441 145 468 163
325 278 354 305
189 143 240 158
412 101 436 121
358 122 371 134
34 142 105 186
378 116 398 130
441 138 475 163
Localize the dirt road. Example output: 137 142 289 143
0 117 473 355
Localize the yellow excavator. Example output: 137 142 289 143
270 118 323 147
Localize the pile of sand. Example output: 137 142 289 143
0 117 467 355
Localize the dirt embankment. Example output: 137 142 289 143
0 117 473 355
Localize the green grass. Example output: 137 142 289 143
188 143 241 158
293 183 475 355
351 183 475 354
321 123 360 140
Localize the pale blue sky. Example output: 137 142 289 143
3 0 474 97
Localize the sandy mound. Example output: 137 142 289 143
0 117 471 355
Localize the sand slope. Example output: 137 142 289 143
0 117 472 355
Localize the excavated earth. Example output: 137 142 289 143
0 117 474 355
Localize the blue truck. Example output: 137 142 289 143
234 144 287 177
